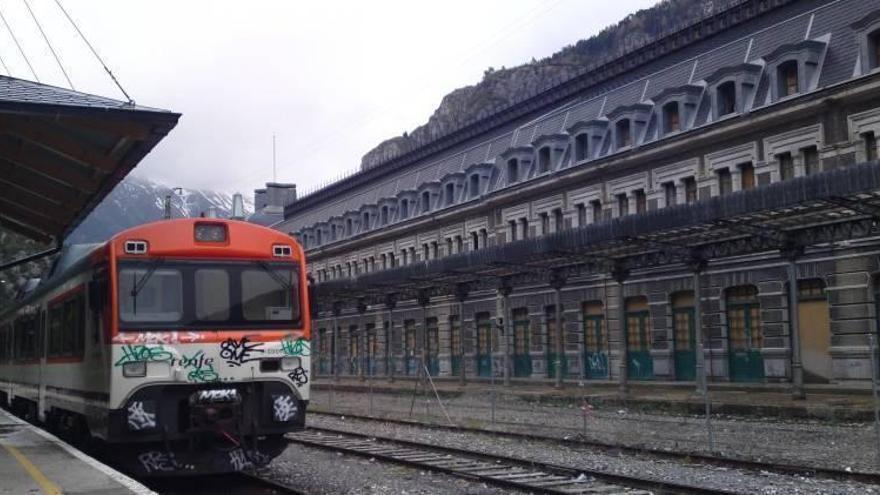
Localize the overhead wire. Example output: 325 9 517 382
0 4 38 82
53 0 132 103
0 50 10 76
23 0 73 89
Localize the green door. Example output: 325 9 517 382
673 308 696 381
583 314 608 379
513 310 532 377
427 321 439 376
476 318 491 377
728 303 764 382
625 311 653 379
546 311 567 379
404 324 417 376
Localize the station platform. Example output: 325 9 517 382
0 408 153 495
313 376 877 420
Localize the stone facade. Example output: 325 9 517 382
277 0 880 387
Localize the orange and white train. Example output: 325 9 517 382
0 219 311 475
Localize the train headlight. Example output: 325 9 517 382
280 356 301 371
122 361 147 378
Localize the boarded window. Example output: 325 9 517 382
778 60 799 97
538 146 552 172
740 162 755 189
663 101 680 133
664 182 676 207
684 177 697 204
616 119 632 148
507 159 518 183
779 152 795 180
717 81 736 116
803 147 820 176
575 134 589 161
865 132 878 162
717 168 732 195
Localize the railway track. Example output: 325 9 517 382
289 426 735 494
142 472 305 494
310 409 880 486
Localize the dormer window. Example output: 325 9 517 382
380 206 389 225
507 158 519 183
574 134 589 161
872 29 880 69
400 200 409 219
663 102 680 134
469 174 480 198
362 212 370 231
616 119 632 148
777 60 799 97
422 191 431 213
717 81 736 117
316 229 323 245
346 218 353 236
538 146 552 173
444 183 455 206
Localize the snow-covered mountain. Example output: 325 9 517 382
66 175 253 244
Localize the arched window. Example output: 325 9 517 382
507 158 519 184
717 81 736 117
777 60 799 98
616 119 632 148
445 183 455 206
663 101 680 134
538 146 552 172
469 174 480 198
575 133 589 161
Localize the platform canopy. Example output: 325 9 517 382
0 75 180 243
314 161 880 307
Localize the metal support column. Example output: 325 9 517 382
550 270 566 389
499 279 513 387
784 245 806 400
418 290 430 379
385 293 397 383
612 265 629 397
455 283 470 386
690 259 707 394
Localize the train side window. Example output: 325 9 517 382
49 305 63 357
48 292 85 358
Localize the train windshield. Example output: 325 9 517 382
118 260 301 330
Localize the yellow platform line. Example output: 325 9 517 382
1 442 62 495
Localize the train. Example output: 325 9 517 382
0 218 311 475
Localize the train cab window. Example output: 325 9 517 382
195 269 230 321
241 268 298 321
119 267 184 323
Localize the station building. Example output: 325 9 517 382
274 0 880 391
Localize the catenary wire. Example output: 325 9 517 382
0 5 39 82
0 50 10 76
23 0 73 89
53 0 131 103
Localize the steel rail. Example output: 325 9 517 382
309 409 880 486
289 426 735 495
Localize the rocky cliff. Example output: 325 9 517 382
361 0 727 170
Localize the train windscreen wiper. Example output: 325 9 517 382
256 261 293 291
130 258 165 314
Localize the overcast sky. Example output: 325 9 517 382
0 0 656 196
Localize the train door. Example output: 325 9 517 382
512 308 532 377
475 313 491 377
727 286 764 382
404 320 417 376
426 318 439 376
450 316 461 376
546 306 567 379
672 292 696 381
583 302 608 379
798 279 831 383
625 297 653 379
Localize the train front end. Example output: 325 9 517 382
102 219 310 476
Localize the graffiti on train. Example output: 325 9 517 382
219 336 264 367
127 401 156 431
272 395 297 422
113 331 204 345
288 366 309 387
281 336 310 357
180 350 220 383
114 345 173 366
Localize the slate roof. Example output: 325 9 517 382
281 0 876 241
0 75 171 115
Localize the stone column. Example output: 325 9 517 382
385 293 397 383
455 282 470 385
357 299 368 381
783 244 806 399
612 265 630 397
498 279 514 387
550 270 567 389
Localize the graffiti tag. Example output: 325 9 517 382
175 350 220 383
220 336 264 367
138 451 178 474
114 345 173 367
272 395 297 422
288 366 309 387
114 331 204 345
127 401 156 431
229 448 253 471
281 336 310 357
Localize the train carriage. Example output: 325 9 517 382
0 218 310 475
